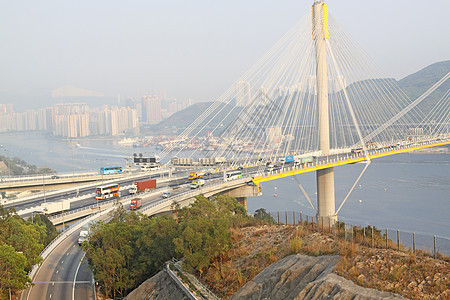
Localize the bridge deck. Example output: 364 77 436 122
252 140 450 184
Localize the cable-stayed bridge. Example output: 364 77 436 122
14 3 449 299
157 1 450 223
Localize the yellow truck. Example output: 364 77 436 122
188 172 204 180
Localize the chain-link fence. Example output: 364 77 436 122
252 211 450 257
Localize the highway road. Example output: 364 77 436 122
7 171 192 218
6 142 421 220
25 227 94 300
24 186 189 300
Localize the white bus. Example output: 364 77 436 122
226 171 242 181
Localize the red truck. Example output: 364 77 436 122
130 198 142 210
129 179 156 194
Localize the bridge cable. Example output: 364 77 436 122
293 175 316 211
335 160 371 216
363 72 450 142
326 40 370 160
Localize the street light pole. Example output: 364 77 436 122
70 146 74 179
3 149 11 182
95 158 107 185
61 194 65 229
95 158 107 210
42 174 46 204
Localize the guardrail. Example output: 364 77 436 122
139 177 249 215
1 167 172 185
48 176 184 223
28 211 104 281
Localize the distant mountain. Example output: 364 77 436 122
142 101 242 136
144 61 450 136
398 60 450 113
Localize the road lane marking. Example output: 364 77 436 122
56 270 59 274
73 253 86 300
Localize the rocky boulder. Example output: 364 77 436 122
231 254 405 300
125 269 190 300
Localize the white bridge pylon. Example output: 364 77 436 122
160 1 450 221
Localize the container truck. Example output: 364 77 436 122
130 198 142 210
129 179 156 194
40 200 70 215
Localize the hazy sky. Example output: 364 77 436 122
1 0 449 103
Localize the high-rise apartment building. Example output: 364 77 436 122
52 103 90 138
0 102 138 137
141 95 162 124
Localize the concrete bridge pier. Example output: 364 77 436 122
316 167 337 224
221 184 262 211
313 1 337 225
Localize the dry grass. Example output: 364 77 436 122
198 224 449 299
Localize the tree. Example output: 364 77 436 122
0 244 32 299
136 216 179 282
27 213 58 245
254 208 274 224
82 213 144 298
0 205 57 298
0 207 44 271
174 195 232 274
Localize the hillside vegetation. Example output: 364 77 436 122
83 198 449 299
398 60 450 114
0 206 58 299
81 195 251 299
0 155 55 177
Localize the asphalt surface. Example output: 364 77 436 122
25 228 94 300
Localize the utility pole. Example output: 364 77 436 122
312 1 336 224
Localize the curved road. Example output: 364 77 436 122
25 228 94 300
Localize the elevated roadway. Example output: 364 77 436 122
0 168 172 191
252 138 450 184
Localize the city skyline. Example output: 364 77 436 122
0 94 195 136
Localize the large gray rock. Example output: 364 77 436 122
231 254 405 300
125 269 190 300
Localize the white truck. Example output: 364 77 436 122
78 226 89 245
190 179 205 189
78 220 97 245
40 200 70 215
